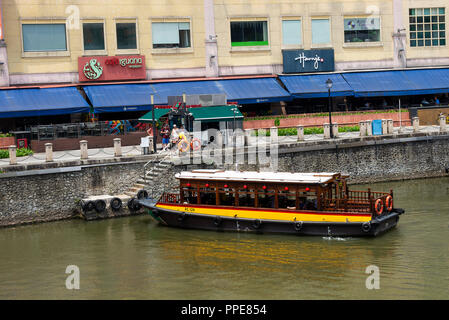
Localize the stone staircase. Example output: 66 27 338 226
122 156 174 199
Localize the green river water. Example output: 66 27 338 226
0 177 448 300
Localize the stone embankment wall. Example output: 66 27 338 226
1 132 449 227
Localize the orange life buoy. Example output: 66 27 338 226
190 138 201 151
375 199 384 215
385 195 393 212
178 139 190 152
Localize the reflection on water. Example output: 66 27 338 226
0 177 448 299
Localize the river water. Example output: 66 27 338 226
0 177 448 300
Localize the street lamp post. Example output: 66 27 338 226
326 78 334 139
151 94 157 153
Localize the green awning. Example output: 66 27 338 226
139 105 243 123
189 105 243 122
139 108 170 122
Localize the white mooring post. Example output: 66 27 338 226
45 143 53 162
381 119 388 135
332 123 339 138
359 121 367 137
439 114 447 132
114 138 122 157
297 125 304 141
80 140 88 160
270 127 278 145
8 145 17 165
387 119 394 134
323 123 331 139
412 117 420 133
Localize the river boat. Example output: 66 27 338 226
139 170 405 237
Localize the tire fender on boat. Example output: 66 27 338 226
214 216 222 227
253 219 262 229
177 212 186 222
110 197 122 211
294 221 303 231
94 199 106 213
362 222 371 233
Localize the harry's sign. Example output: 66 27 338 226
78 55 146 82
282 49 335 73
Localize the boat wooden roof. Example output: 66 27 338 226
175 170 340 184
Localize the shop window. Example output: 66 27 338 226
22 24 67 52
231 21 268 46
409 7 446 47
282 20 302 45
83 23 105 51
116 22 137 49
311 19 331 45
344 18 381 43
152 22 191 48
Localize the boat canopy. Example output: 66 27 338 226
175 170 340 184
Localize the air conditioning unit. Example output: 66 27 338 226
186 94 227 107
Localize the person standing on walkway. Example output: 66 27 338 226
161 123 170 151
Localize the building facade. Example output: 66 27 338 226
0 0 447 87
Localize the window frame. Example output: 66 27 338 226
229 17 271 52
310 16 332 48
20 18 70 57
409 7 446 48
343 16 382 44
281 17 304 49
114 18 139 54
150 17 194 54
81 19 107 56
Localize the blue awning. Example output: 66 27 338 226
82 77 291 112
149 77 292 104
0 87 90 118
279 74 354 98
83 84 156 113
341 68 449 97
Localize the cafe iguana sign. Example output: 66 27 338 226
78 55 146 82
282 49 335 73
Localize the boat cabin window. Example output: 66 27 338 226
298 187 317 210
278 188 296 209
200 185 216 205
257 187 275 208
182 185 198 204
237 186 255 207
218 185 235 206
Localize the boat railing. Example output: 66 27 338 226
322 189 391 213
159 192 181 204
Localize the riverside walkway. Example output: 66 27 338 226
0 124 445 169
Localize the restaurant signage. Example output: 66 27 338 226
282 49 335 73
78 55 146 82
